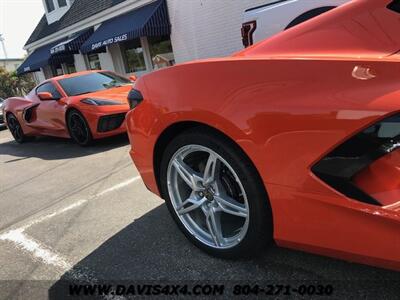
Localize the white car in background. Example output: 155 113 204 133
242 0 350 47
0 97 5 128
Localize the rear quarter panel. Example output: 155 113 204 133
3 96 38 135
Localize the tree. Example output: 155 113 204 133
0 67 35 99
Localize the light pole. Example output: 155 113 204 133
0 34 8 69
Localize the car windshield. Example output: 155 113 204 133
58 72 131 96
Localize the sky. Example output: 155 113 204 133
0 0 45 59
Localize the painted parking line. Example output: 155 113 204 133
0 176 141 270
0 137 12 143
0 229 71 270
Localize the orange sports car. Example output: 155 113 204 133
126 0 400 271
3 70 135 146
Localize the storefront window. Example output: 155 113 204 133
148 36 174 69
121 39 146 73
52 63 63 76
87 53 101 70
65 62 76 74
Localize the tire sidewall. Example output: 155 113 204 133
159 128 273 258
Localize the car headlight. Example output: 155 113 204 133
81 98 121 106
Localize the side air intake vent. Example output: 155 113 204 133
312 114 400 206
388 0 400 13
23 104 39 123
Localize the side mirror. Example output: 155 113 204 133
129 74 137 82
37 92 55 101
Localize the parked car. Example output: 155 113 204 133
241 0 349 47
0 97 5 128
3 70 136 146
126 0 400 271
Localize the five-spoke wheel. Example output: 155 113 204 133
160 128 272 258
167 145 249 249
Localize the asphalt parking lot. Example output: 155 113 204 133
0 127 399 299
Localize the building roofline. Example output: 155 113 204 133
25 0 156 52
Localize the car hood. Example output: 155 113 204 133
76 85 132 104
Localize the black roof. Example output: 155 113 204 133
25 0 127 46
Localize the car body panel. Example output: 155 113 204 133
243 0 349 45
24 87 68 137
127 0 400 270
3 71 132 140
238 0 400 59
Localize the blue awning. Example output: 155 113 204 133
17 40 61 75
80 0 170 54
50 29 94 55
17 28 94 75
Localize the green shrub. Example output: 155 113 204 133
0 67 35 99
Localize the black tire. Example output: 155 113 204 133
159 127 273 258
7 113 32 144
67 109 93 146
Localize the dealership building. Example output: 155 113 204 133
18 0 267 82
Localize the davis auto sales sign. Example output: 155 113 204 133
91 34 128 51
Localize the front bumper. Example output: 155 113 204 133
80 105 130 139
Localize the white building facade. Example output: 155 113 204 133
20 0 270 83
0 58 24 72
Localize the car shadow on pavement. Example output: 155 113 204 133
49 204 399 299
0 133 130 161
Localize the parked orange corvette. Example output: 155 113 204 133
3 70 135 146
126 0 400 271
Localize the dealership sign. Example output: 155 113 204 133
91 34 128 51
50 44 66 55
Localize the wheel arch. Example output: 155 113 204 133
5 110 20 127
65 106 81 121
65 106 84 137
65 106 87 126
153 121 270 204
5 110 13 120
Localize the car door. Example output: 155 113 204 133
33 81 69 137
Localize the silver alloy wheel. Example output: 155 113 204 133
167 145 250 249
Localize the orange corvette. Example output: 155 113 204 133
127 0 400 271
3 70 135 146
